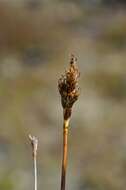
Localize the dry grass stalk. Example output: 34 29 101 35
58 55 80 190
29 134 38 190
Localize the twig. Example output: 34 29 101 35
29 134 38 190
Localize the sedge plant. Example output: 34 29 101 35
58 55 80 190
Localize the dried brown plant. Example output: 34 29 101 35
58 54 80 120
58 55 80 190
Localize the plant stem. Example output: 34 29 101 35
29 135 38 190
34 154 37 190
61 118 70 190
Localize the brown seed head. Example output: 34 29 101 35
58 55 80 119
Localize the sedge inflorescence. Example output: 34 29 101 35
58 55 80 120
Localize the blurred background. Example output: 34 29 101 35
1 0 126 190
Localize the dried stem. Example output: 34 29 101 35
61 118 70 190
29 134 38 190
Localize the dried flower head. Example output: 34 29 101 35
58 55 80 120
29 134 38 158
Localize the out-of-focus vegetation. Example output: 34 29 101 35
0 0 126 190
